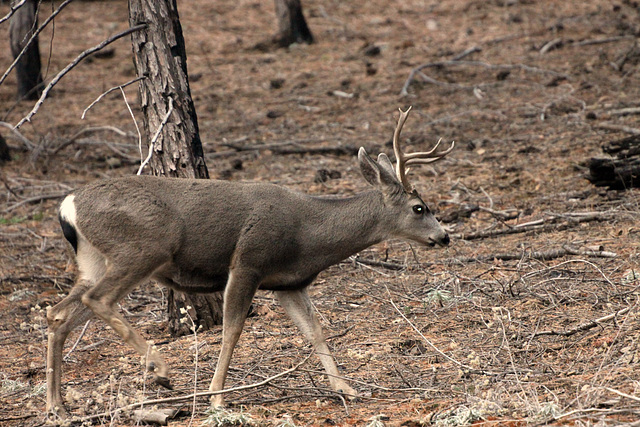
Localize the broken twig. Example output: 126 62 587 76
533 306 631 337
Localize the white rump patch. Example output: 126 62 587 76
59 194 77 226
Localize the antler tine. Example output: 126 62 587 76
392 106 454 191
393 107 413 191
405 139 456 166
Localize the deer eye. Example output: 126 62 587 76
412 205 425 215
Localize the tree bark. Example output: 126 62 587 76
128 0 223 336
273 0 314 47
9 0 43 100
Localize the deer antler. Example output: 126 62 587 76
393 106 455 191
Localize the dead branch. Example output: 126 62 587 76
605 387 640 404
533 306 631 337
400 59 568 96
133 408 181 425
15 23 147 129
451 46 481 61
0 0 28 26
0 0 75 89
216 139 358 157
456 211 614 241
386 287 500 376
3 191 68 213
572 35 636 47
137 97 174 175
73 354 312 424
51 126 137 156
0 121 34 150
607 107 640 117
595 122 640 135
81 76 146 119
540 38 563 54
271 144 359 156
452 245 616 264
353 256 405 271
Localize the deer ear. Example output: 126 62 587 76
358 148 379 186
358 148 402 189
377 153 396 177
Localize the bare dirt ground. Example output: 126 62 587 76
1 0 640 425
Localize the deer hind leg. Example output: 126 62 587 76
46 238 107 417
209 269 259 408
275 288 357 399
46 281 94 417
80 262 173 390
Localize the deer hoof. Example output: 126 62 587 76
47 404 69 421
210 395 226 409
154 375 173 390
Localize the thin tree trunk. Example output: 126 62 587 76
0 133 10 163
273 0 313 47
10 0 43 100
128 0 223 336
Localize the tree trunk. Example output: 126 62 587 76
9 0 43 100
273 0 313 47
128 0 223 336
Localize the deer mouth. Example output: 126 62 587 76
428 234 450 247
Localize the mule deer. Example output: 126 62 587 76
46 107 453 416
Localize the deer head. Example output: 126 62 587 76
357 106 453 247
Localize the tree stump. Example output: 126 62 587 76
587 134 640 189
273 0 314 47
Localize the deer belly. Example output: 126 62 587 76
258 272 318 291
153 266 229 293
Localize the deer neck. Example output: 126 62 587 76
306 190 388 262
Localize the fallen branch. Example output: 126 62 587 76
605 387 640 404
607 107 640 117
572 35 637 47
3 192 68 213
451 46 481 61
456 211 614 241
15 23 147 128
401 59 568 96
0 121 34 150
595 122 640 135
453 245 616 264
133 408 180 426
51 126 138 157
533 306 631 337
540 37 563 54
384 283 500 376
72 354 312 424
353 256 405 271
270 144 358 156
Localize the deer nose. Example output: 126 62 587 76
441 233 450 246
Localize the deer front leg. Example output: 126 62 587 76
275 288 357 399
46 281 94 418
209 270 259 408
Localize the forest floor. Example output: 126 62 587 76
1 0 640 425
